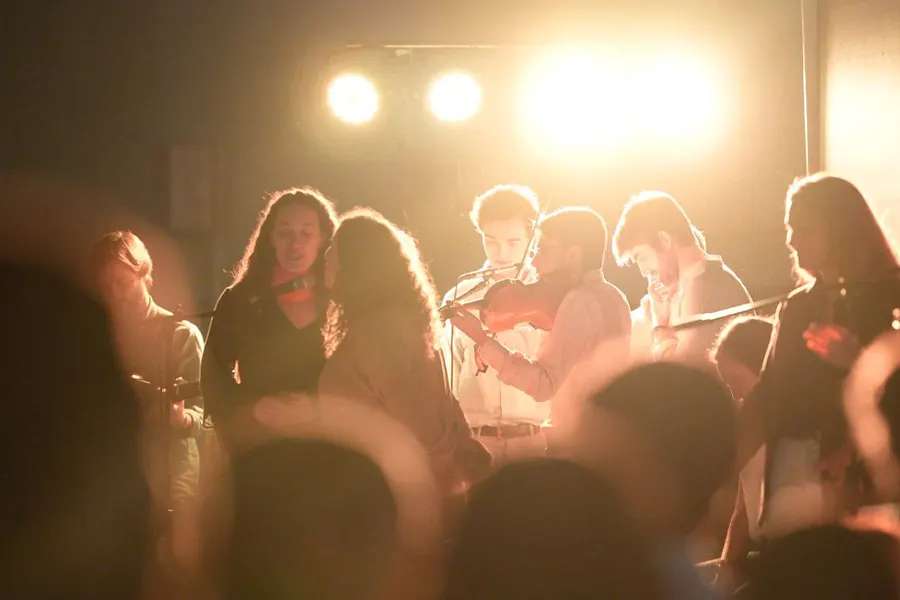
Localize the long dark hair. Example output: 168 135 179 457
787 174 898 284
323 208 440 357
231 187 339 292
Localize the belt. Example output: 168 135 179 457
472 423 542 438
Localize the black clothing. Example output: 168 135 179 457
201 285 326 423
755 276 900 454
752 274 900 524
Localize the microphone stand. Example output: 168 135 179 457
160 311 179 543
450 276 492 305
456 263 521 282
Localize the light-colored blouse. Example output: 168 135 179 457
318 305 487 485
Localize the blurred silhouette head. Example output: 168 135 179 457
710 316 774 400
225 438 398 600
754 524 899 600
586 362 736 536
0 261 148 600
880 369 900 461
444 459 661 600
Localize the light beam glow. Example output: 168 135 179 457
519 52 625 152
428 72 482 122
630 59 718 141
520 51 721 153
327 74 379 125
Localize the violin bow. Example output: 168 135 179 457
515 194 552 282
661 272 900 333
661 293 790 332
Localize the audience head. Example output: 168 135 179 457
232 187 338 290
754 524 899 600
532 206 608 279
844 334 900 504
0 261 148 599
880 369 900 461
225 438 398 600
612 192 707 287
786 173 897 282
444 458 661 600
586 362 736 536
89 230 153 322
710 316 774 400
323 208 440 356
469 185 539 276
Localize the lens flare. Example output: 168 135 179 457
428 72 482 122
327 74 379 124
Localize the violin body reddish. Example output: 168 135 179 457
480 275 576 333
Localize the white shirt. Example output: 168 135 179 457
764 439 826 538
669 256 752 362
741 441 824 542
477 270 632 405
442 275 548 427
631 295 654 360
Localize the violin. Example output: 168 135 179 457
440 271 579 333
441 198 582 333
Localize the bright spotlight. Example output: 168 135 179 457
519 53 624 151
429 72 482 122
327 74 378 124
632 60 718 140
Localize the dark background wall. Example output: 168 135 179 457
1 0 807 312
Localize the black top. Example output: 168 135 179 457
754 274 900 454
201 284 326 422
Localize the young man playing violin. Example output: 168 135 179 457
442 185 547 463
447 206 632 435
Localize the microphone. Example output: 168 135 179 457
456 263 521 282
449 278 492 306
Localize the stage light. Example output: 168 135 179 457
428 72 482 122
631 59 718 140
519 52 624 151
327 74 379 124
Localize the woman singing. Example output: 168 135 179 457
319 208 490 491
201 188 338 449
739 174 900 527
